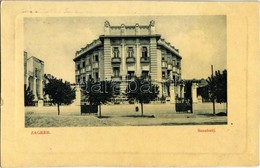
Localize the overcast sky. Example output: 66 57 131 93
24 16 226 83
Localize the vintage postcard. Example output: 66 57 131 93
1 1 259 167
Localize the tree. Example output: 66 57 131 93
81 79 118 118
44 74 76 115
24 84 34 106
126 77 159 116
207 70 227 114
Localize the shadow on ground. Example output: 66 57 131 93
122 115 155 118
160 122 227 126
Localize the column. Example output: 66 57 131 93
158 82 163 98
191 83 198 103
177 85 181 98
33 77 38 101
180 84 185 98
121 40 127 94
103 38 112 80
39 79 43 99
121 39 127 78
170 84 175 104
136 39 141 77
169 71 173 80
75 85 81 106
156 49 162 82
150 38 157 80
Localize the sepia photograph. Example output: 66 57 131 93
2 1 259 167
24 16 227 127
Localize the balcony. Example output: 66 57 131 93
80 68 86 73
126 57 135 63
86 66 91 72
93 62 99 69
111 57 121 64
162 61 167 69
167 64 173 70
177 68 181 74
172 66 177 73
140 57 150 63
75 70 80 75
111 75 122 81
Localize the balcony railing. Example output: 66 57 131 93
126 57 135 63
111 57 121 64
86 66 91 72
140 57 150 63
93 62 99 69
172 66 177 72
126 75 136 80
162 61 167 69
80 68 86 73
167 64 173 70
111 75 122 81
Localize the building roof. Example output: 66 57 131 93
157 39 181 58
74 20 181 61
27 56 44 64
74 39 102 60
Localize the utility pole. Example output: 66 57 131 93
211 65 216 115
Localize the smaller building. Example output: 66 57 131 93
24 51 44 101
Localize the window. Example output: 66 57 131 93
113 47 120 58
162 71 166 78
167 70 171 78
77 77 80 83
142 47 148 58
127 71 135 79
177 62 180 68
82 61 85 68
142 71 149 78
162 57 165 61
88 74 92 80
83 77 86 82
113 67 120 77
128 47 134 57
77 64 80 70
95 72 99 80
173 60 176 66
35 68 38 77
95 55 99 62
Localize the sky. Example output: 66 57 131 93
24 16 226 83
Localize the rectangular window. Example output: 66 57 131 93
113 47 120 58
95 72 99 79
142 71 149 78
142 47 148 58
82 61 85 68
77 64 80 70
127 71 135 79
82 76 86 82
35 68 38 77
177 62 180 68
173 60 176 66
128 47 134 57
95 55 99 62
162 71 166 78
113 67 120 77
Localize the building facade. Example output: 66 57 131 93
73 20 184 103
24 51 44 101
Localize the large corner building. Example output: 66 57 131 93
73 20 184 103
